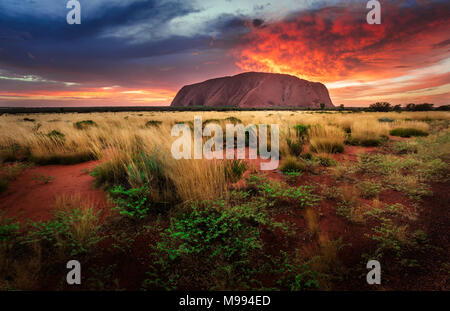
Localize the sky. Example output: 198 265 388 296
0 0 449 107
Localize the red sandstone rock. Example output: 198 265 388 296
171 72 334 108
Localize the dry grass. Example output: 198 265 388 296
53 194 100 249
0 111 448 204
309 125 346 154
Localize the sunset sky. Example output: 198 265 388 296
0 0 449 107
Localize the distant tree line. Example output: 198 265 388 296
369 102 449 112
1 103 448 115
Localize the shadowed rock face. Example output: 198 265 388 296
171 72 334 108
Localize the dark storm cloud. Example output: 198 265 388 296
0 0 241 89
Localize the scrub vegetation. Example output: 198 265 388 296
0 110 448 290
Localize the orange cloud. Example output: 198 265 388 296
233 1 450 105
0 87 177 105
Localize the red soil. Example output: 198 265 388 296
0 160 108 222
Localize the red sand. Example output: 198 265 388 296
0 160 107 222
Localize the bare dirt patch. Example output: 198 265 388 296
0 161 108 222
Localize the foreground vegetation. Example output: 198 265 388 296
0 111 449 290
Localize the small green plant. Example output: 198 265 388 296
286 138 303 156
378 118 395 123
0 213 20 242
110 185 151 219
365 219 433 268
46 130 65 144
224 159 247 183
390 128 428 138
392 140 418 154
294 124 310 140
347 137 382 147
357 181 381 199
246 174 318 208
310 142 344 154
22 207 102 257
275 251 320 290
74 120 97 130
280 157 305 173
316 155 337 167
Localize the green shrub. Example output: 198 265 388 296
74 120 97 130
144 200 267 290
0 214 20 242
357 181 381 199
224 159 247 182
294 124 310 140
110 185 152 219
275 251 320 290
31 152 96 165
91 152 168 191
22 208 102 257
390 128 428 138
347 137 382 147
146 120 162 127
317 155 337 167
392 141 418 154
45 130 66 144
300 152 314 160
280 157 305 173
246 174 318 208
286 138 303 156
310 142 344 154
378 118 395 123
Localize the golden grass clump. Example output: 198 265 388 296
309 125 346 154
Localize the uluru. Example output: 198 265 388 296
171 72 334 108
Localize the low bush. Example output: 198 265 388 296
143 200 267 290
294 124 310 140
223 159 247 183
378 118 395 123
146 120 162 127
346 137 382 147
74 120 97 130
22 200 102 257
286 138 303 156
392 140 418 154
357 181 381 199
0 213 20 242
280 156 305 173
390 128 428 137
110 185 152 219
246 174 318 208
310 141 344 154
31 151 96 165
316 154 337 167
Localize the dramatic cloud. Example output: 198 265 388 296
0 0 448 107
234 0 450 106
